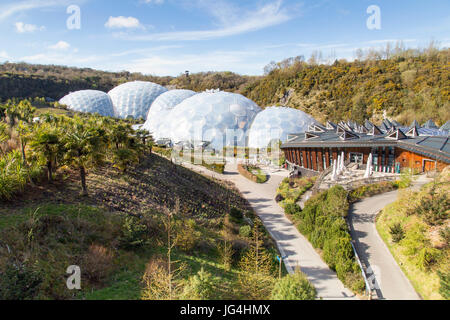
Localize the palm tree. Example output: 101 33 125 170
30 125 60 183
17 121 33 165
63 122 105 196
0 122 9 154
0 104 7 122
5 101 19 128
16 100 36 123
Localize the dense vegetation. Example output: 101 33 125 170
376 167 450 300
0 63 172 101
2 45 448 126
289 186 366 294
243 46 450 125
276 176 316 208
0 101 315 300
348 172 413 203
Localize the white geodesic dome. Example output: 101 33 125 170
157 91 261 149
108 81 168 119
59 90 115 117
248 106 317 148
143 89 197 136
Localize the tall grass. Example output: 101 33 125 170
0 150 42 200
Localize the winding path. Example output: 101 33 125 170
181 160 356 300
348 175 431 300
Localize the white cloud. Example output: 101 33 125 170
0 0 84 21
126 0 292 41
105 16 142 29
0 51 10 61
15 22 45 33
121 49 266 76
49 41 71 50
143 0 164 4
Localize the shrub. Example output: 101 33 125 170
415 191 449 226
297 187 364 294
217 240 234 271
141 257 172 300
284 203 301 215
323 186 349 217
180 268 216 300
119 216 148 249
438 267 450 300
175 219 201 253
349 181 397 202
271 272 316 300
82 244 114 283
230 207 243 222
439 227 450 246
239 225 252 238
417 247 440 270
0 263 42 300
275 194 285 203
389 223 405 243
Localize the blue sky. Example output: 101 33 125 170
0 0 449 76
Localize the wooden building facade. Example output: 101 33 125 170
281 122 450 174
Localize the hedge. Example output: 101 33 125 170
293 186 365 294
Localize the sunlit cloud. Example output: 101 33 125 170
105 16 143 29
126 0 292 41
15 22 45 33
49 41 71 50
0 0 84 21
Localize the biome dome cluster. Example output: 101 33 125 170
156 91 262 149
60 83 318 149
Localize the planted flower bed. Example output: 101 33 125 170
238 164 268 183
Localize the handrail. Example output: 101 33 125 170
350 241 373 299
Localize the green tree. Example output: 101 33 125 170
63 122 105 195
181 268 216 300
238 220 275 299
30 125 60 182
271 271 316 300
17 121 33 165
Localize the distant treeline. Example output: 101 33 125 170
1 45 449 125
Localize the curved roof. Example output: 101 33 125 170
248 106 317 148
143 89 197 136
158 91 261 149
108 81 167 119
59 90 114 117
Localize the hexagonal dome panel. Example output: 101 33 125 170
248 106 317 148
59 90 114 117
108 81 168 119
143 89 197 136
158 91 261 149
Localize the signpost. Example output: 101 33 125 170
276 255 287 279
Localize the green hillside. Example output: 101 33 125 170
242 48 449 125
1 46 449 125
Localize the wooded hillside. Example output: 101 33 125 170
1 46 448 125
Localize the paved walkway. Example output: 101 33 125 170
181 160 356 300
348 175 431 300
